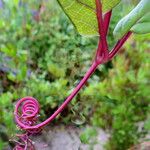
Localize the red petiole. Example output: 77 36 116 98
95 0 109 63
109 31 132 60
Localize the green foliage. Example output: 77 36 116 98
0 48 28 82
0 140 7 150
58 0 120 36
82 34 150 149
80 127 97 144
0 92 16 140
114 0 150 39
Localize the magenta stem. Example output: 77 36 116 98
95 0 105 38
109 31 132 60
15 61 99 130
35 61 98 128
104 10 112 36
95 0 110 63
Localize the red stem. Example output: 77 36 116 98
15 61 99 130
95 0 105 38
104 10 112 36
95 0 110 63
108 31 132 60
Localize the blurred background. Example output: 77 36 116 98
0 0 150 149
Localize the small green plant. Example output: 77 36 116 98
80 127 97 144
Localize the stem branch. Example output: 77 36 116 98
109 32 132 60
104 10 112 36
95 0 109 62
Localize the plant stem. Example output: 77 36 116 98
109 31 132 60
95 0 109 62
20 61 99 130
104 10 112 36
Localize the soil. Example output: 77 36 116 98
32 125 110 150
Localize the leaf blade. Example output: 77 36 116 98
131 22 150 34
113 0 150 39
58 0 120 36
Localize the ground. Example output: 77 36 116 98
32 125 110 150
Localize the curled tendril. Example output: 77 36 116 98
14 97 42 149
14 97 41 133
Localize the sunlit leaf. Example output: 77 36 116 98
57 0 120 36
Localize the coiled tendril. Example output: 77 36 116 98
13 97 41 149
14 97 41 133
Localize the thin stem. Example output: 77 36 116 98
104 10 112 36
95 0 109 62
95 11 112 64
18 61 99 130
96 40 103 63
95 0 104 38
109 31 132 60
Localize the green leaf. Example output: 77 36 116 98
131 12 150 34
57 0 120 36
113 0 150 39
